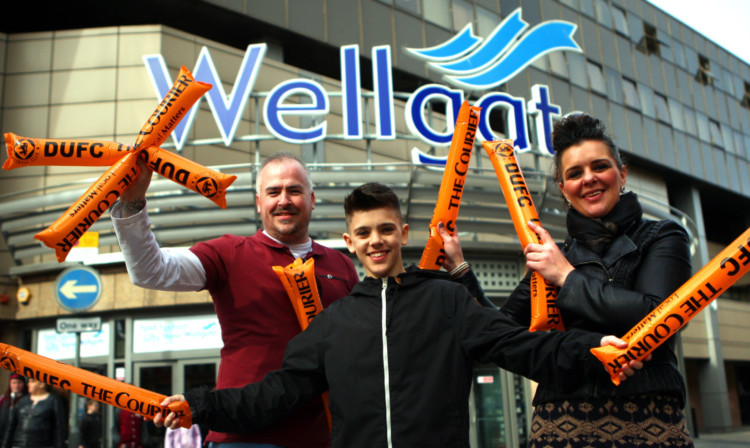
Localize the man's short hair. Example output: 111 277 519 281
255 151 313 192
344 182 402 225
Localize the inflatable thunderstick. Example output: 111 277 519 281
418 100 481 270
0 343 193 428
591 226 750 385
483 139 564 331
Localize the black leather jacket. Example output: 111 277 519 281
1 394 67 448
501 218 692 407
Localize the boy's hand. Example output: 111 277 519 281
436 221 464 273
599 336 652 382
154 394 187 430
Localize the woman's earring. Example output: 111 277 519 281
620 186 626 193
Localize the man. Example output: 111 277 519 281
154 183 636 447
112 152 359 448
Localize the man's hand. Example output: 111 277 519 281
120 156 153 217
153 394 187 430
600 336 651 382
436 221 464 274
524 221 574 287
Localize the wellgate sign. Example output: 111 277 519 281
143 8 582 162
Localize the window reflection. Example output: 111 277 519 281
622 78 640 109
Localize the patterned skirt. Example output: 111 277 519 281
529 394 694 448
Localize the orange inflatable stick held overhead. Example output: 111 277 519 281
483 140 565 332
3 133 132 170
138 147 237 209
591 226 750 386
0 343 192 428
34 152 141 263
418 101 481 270
272 257 332 431
134 66 211 150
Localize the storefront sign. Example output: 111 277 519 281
133 315 222 353
143 8 579 159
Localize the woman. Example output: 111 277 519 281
500 113 694 447
0 374 28 442
1 377 67 448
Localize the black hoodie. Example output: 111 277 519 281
186 267 603 447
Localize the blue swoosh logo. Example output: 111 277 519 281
404 23 480 61
405 8 581 90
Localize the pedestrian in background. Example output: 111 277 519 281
0 374 28 442
1 377 67 448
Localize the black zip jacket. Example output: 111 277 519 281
501 218 692 406
186 267 604 447
2 394 67 448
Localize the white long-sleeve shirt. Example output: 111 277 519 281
110 202 206 291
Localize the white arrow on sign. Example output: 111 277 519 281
60 280 98 299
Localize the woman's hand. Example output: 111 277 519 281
524 221 574 287
153 394 187 430
599 336 652 382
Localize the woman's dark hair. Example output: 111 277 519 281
551 114 624 183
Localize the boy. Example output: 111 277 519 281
156 182 630 447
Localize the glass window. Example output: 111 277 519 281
660 34 673 62
606 68 623 103
708 119 723 147
580 0 595 18
394 0 420 15
622 78 640 109
654 93 670 124
638 22 661 56
735 130 748 158
568 52 588 89
671 40 686 67
721 124 735 153
696 112 711 142
669 100 685 131
696 54 715 86
683 107 697 137
549 52 569 77
638 83 655 118
560 0 577 9
742 81 750 108
612 6 629 36
628 15 644 45
684 45 699 77
734 75 746 103
587 61 607 95
722 68 735 96
452 0 474 32
424 0 450 28
594 0 611 27
476 6 497 37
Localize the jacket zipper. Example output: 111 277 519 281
381 277 393 448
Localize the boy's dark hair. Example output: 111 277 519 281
344 182 402 224
551 113 624 183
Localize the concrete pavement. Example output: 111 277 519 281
693 427 750 448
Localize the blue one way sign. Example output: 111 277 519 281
55 266 102 312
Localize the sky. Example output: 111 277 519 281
646 0 750 65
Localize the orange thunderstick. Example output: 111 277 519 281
483 139 564 331
591 226 750 385
418 100 481 270
0 343 193 428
